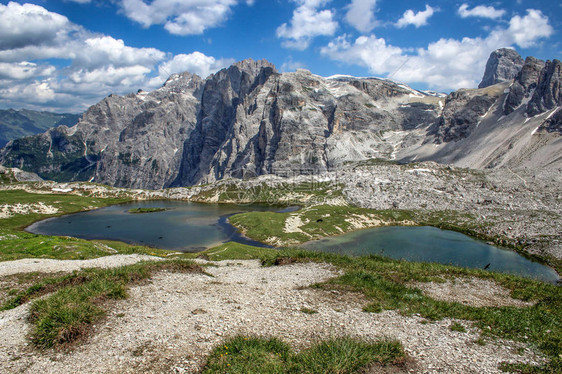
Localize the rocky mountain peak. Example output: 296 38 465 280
231 58 277 76
478 48 524 89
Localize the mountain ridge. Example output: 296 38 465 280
0 109 80 148
1 53 560 189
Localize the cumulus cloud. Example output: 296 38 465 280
0 2 233 112
149 52 234 86
0 62 55 80
0 2 76 51
507 9 553 48
0 81 56 105
276 0 338 50
458 4 505 19
395 5 436 28
322 9 554 90
73 37 165 69
280 58 307 72
118 0 242 35
344 0 378 33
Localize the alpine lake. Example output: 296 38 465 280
27 200 559 283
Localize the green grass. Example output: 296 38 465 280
196 242 278 261
22 260 202 348
202 335 405 373
229 205 414 245
300 307 318 315
127 207 167 214
259 249 562 370
449 322 467 333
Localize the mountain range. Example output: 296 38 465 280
0 109 80 148
0 49 560 189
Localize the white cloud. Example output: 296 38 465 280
458 4 505 19
150 52 234 86
0 3 234 112
396 5 436 28
68 65 151 86
321 9 554 90
119 0 241 35
507 9 553 48
0 2 76 51
0 62 55 80
280 58 306 72
276 0 338 50
0 81 56 105
345 0 378 33
73 37 165 69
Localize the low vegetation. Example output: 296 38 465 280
229 205 414 245
202 335 405 374
127 207 167 214
259 249 562 372
1 186 560 371
8 260 202 348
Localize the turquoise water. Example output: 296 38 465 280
27 201 559 282
302 226 559 283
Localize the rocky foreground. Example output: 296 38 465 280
0 257 544 374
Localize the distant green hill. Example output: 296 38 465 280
0 109 80 148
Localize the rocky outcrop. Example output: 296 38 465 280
538 108 562 133
503 57 545 115
478 48 524 89
527 59 562 116
434 89 497 143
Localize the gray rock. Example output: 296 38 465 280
434 90 497 143
537 109 562 133
1 54 561 189
527 59 562 116
479 48 524 89
503 57 545 115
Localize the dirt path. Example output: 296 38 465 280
0 260 543 373
0 254 164 277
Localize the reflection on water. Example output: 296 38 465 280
27 201 275 252
302 226 559 283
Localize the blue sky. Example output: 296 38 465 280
0 0 560 113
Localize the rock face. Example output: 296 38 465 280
527 59 562 116
503 57 546 115
1 51 561 189
434 89 497 143
1 73 203 188
479 48 524 89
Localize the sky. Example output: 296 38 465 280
0 0 560 113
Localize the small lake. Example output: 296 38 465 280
27 201 559 283
27 201 277 251
302 226 559 283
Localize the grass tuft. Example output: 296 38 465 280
22 260 202 349
202 335 405 373
449 322 467 333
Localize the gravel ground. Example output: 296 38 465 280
414 277 535 308
0 254 163 277
0 259 543 373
